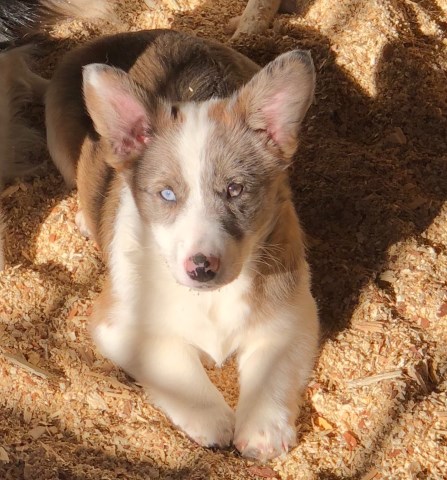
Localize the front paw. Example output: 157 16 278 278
170 401 235 448
234 408 296 461
75 209 92 238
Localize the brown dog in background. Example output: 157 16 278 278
0 0 112 269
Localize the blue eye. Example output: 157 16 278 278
160 188 176 202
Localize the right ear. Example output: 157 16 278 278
83 64 152 169
233 50 315 161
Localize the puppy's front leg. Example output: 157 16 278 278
93 289 234 448
139 338 235 448
234 301 319 460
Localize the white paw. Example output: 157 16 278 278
169 401 235 448
75 210 92 238
234 409 296 461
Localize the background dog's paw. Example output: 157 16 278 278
234 412 296 461
172 402 235 448
75 210 92 238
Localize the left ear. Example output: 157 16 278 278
234 50 315 159
83 63 152 169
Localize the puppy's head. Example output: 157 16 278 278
83 50 315 290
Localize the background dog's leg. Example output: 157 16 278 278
229 0 298 38
26 68 49 103
232 0 281 39
278 0 298 13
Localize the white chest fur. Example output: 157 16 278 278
106 186 252 366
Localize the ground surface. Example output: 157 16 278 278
1 0 447 478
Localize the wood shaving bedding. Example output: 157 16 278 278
1 0 447 478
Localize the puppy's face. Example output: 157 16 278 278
132 102 285 290
83 50 315 290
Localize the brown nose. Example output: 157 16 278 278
184 253 220 282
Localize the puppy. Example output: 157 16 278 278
46 29 320 461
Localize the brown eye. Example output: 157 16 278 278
227 182 243 198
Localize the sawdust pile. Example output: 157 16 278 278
1 0 447 478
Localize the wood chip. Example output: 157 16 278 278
0 446 10 463
419 317 430 329
315 416 334 430
87 371 134 390
347 370 403 388
247 465 279 478
86 391 108 410
28 425 47 440
352 321 385 333
342 431 358 450
435 411 447 422
437 301 447 318
383 127 407 146
1 0 446 478
407 363 430 394
0 349 54 379
0 185 20 198
361 468 380 480
379 270 396 283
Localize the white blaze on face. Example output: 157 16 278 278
151 102 231 287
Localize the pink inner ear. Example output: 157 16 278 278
262 91 291 147
107 90 151 158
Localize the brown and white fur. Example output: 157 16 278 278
0 0 111 270
45 29 320 461
0 0 114 43
0 45 48 270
